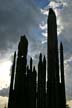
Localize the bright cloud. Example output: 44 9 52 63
67 100 72 108
40 1 64 37
0 60 12 89
0 96 8 108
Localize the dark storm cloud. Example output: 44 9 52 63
0 0 45 56
64 59 72 100
0 87 9 97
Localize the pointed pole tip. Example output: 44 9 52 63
14 51 16 55
49 8 55 15
30 57 32 62
33 66 35 71
60 41 63 49
39 53 42 60
20 34 28 43
43 55 46 61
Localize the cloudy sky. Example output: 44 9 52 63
0 0 72 107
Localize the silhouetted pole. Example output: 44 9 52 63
47 8 59 108
30 57 32 72
27 58 33 108
47 8 59 85
30 57 33 108
37 53 42 108
42 56 46 108
29 58 35 108
27 58 36 108
37 54 46 108
43 56 46 92
26 65 31 108
32 66 36 108
8 51 16 108
14 35 28 108
60 42 66 108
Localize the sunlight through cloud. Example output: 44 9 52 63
0 60 12 89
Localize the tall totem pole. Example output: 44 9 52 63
8 52 16 108
14 35 28 108
47 8 62 108
60 42 66 108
